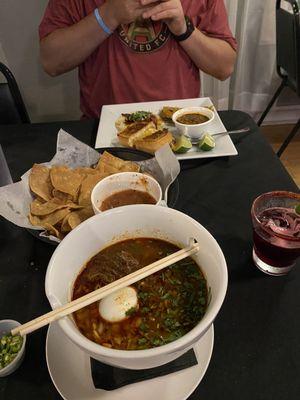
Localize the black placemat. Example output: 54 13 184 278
91 348 197 390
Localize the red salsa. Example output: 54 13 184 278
100 189 156 211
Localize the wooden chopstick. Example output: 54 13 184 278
11 240 200 337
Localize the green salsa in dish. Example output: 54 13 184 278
0 334 23 369
72 238 208 350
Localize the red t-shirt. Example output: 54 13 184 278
39 0 237 118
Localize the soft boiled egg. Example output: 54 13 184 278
99 286 138 323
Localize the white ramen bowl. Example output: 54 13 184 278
91 172 162 214
172 107 215 139
45 205 227 370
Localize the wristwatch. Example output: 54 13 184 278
172 16 195 42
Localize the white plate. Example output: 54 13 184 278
95 97 238 160
46 322 214 400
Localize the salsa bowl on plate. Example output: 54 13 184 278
172 106 215 139
45 205 227 370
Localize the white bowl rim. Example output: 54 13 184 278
0 319 26 373
91 172 163 213
172 107 215 127
45 205 227 360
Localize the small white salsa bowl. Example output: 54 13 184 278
91 172 162 214
172 107 215 139
0 320 26 377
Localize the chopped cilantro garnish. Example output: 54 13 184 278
125 307 137 317
138 291 149 300
138 338 147 345
139 322 148 332
151 338 162 346
161 292 172 300
126 111 151 122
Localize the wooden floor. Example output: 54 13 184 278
261 124 300 188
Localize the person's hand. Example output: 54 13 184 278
100 0 146 31
140 0 186 36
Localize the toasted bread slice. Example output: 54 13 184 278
115 115 131 132
134 129 174 155
96 151 140 174
151 115 164 130
117 121 156 147
115 112 164 132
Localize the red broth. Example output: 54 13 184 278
72 238 208 350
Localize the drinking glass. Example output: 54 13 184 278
251 191 300 276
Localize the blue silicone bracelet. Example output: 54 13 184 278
94 8 112 35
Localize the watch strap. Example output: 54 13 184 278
172 16 195 42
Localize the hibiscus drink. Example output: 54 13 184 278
251 192 300 275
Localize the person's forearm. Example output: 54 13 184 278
40 4 117 76
180 29 236 81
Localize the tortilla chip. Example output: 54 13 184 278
35 196 47 204
30 197 66 216
29 208 71 227
28 213 42 228
96 152 140 174
50 166 83 197
120 162 140 172
43 223 61 239
61 214 72 233
29 164 53 201
78 173 109 206
31 197 83 216
52 189 73 203
97 163 120 175
68 206 94 229
74 167 99 177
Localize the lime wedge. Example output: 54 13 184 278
198 133 216 151
295 204 300 215
172 135 192 153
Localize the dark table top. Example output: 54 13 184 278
0 111 299 400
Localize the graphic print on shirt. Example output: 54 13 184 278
117 18 170 53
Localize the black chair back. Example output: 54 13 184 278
0 62 30 124
276 0 300 96
0 145 12 186
257 1 300 157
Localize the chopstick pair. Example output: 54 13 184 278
11 239 200 337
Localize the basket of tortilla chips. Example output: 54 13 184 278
0 130 180 243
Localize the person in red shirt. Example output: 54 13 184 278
39 0 237 119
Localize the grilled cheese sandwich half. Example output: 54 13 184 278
117 121 157 147
134 129 174 155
